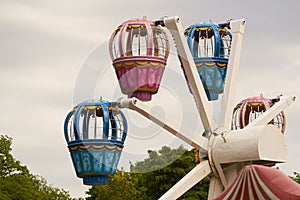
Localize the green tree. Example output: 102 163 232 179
86 170 141 200
291 172 300 184
86 145 209 200
0 135 72 200
130 145 187 173
131 146 209 200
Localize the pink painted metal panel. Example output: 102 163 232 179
215 165 300 200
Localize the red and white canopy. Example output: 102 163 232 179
215 165 300 200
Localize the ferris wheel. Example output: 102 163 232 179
64 16 300 199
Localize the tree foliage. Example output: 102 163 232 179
86 145 209 200
130 145 187 173
0 135 71 200
131 146 209 200
291 172 300 184
86 170 141 200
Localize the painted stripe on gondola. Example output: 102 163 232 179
69 144 123 151
196 62 227 67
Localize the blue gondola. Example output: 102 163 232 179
185 21 232 100
64 99 127 185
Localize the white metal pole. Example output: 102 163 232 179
162 16 213 134
208 176 223 200
219 19 246 131
117 98 209 150
158 160 211 200
245 95 296 129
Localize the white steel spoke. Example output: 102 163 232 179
208 176 224 200
219 19 246 130
163 16 213 133
159 160 211 200
245 96 296 129
117 98 208 150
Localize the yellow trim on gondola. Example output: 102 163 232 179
246 103 264 107
108 107 118 112
69 144 123 151
83 106 102 110
234 103 242 110
125 24 161 30
218 28 228 33
125 24 146 29
184 29 190 35
113 61 165 68
149 61 160 66
184 27 229 35
217 63 227 67
105 145 120 150
195 62 227 68
124 61 135 66
123 86 159 92
80 106 118 112
196 62 215 67
130 24 145 29
136 61 148 65
115 63 123 67
205 62 216 67
195 27 212 31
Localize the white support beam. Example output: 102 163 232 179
162 16 213 134
158 160 212 200
208 176 223 200
212 125 287 164
219 19 246 131
245 95 296 129
118 98 208 150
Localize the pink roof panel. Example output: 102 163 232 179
214 165 300 200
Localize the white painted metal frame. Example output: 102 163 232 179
117 98 208 150
207 19 247 194
219 19 246 131
245 95 296 129
159 160 211 200
163 16 213 134
113 16 296 200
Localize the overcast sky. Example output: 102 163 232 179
1 0 300 198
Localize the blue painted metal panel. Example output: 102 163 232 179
185 21 232 101
93 150 104 173
64 99 128 185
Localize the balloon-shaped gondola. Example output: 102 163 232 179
64 99 127 185
232 95 286 133
109 17 170 101
185 21 232 100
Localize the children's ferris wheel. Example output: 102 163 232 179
64 16 299 199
